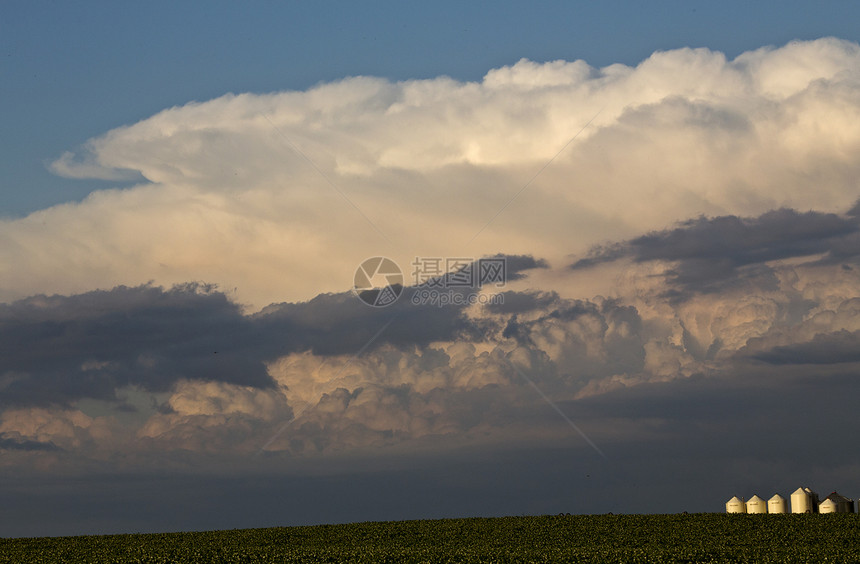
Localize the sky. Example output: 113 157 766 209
2 1 860 538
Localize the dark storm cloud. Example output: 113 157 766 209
571 206 860 296
0 435 61 452
484 290 560 315
0 282 482 407
252 254 547 355
0 256 550 407
750 330 860 365
8 356 860 538
499 298 606 347
490 254 550 281
0 283 274 407
254 287 488 357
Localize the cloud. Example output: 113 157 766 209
0 407 113 453
485 290 560 315
5 39 860 533
253 285 488 357
0 434 60 452
0 283 275 408
572 204 860 298
4 212 860 459
751 329 860 364
0 39 859 309
491 254 550 280
49 150 144 182
1 253 539 409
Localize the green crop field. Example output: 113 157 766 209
2 513 860 563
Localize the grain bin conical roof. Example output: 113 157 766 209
746 495 767 514
726 496 746 514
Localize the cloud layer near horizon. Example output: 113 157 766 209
2 38 860 309
3 199 860 466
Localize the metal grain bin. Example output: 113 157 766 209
726 496 746 513
746 495 767 514
768 494 786 514
791 487 816 513
822 492 854 513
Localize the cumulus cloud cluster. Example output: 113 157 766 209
573 207 860 297
4 196 860 465
2 39 860 487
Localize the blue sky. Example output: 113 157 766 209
3 1 859 217
3 1 860 538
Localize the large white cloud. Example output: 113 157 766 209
2 38 859 309
5 36 860 462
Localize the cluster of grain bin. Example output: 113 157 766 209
820 492 854 514
726 487 855 514
725 494 786 514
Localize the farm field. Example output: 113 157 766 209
2 513 860 563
